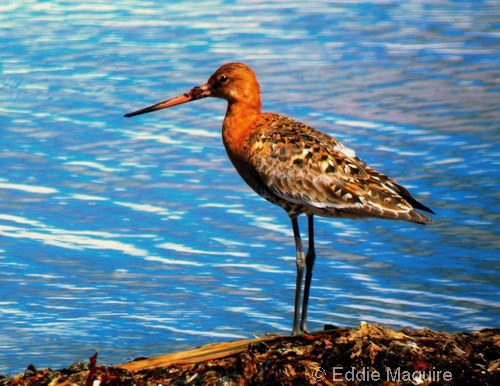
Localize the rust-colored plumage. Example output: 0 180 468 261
125 62 434 335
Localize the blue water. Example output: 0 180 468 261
0 0 499 375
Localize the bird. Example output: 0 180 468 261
125 62 434 336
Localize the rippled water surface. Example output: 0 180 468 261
1 0 499 375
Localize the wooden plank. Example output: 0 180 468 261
117 334 284 372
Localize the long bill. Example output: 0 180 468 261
124 84 210 118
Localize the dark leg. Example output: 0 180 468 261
300 214 316 333
290 215 305 336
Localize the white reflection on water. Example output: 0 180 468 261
115 201 182 218
158 242 248 258
0 182 58 194
0 214 156 257
152 325 247 340
65 161 126 173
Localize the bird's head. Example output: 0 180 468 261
124 62 261 118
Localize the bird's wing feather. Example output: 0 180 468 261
246 114 432 223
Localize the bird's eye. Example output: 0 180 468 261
219 75 228 83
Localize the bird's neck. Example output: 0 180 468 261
222 101 261 155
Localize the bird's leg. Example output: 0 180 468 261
300 214 316 333
291 215 305 336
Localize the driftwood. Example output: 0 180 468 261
1 322 499 385
117 335 283 372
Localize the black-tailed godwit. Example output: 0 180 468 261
125 62 434 335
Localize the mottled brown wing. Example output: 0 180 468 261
246 113 433 224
